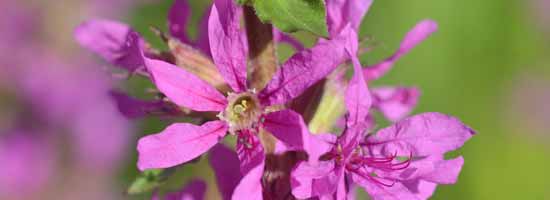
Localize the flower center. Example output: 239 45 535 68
219 90 263 133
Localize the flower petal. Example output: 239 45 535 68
326 0 373 36
145 57 227 111
168 0 192 44
361 181 420 200
419 156 464 184
232 148 265 200
344 39 371 127
109 90 180 119
273 28 305 51
263 109 309 152
291 161 340 199
259 26 353 106
209 0 248 92
74 19 144 72
209 144 242 200
372 86 420 122
165 179 207 200
401 179 437 200
196 5 212 56
363 20 438 81
137 120 227 170
236 131 265 175
368 112 476 157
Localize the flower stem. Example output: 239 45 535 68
243 6 277 91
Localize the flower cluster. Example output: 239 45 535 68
76 0 476 199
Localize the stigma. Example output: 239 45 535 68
218 90 263 134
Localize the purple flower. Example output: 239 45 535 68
0 133 54 197
135 0 353 197
290 39 476 199
110 90 181 119
152 179 207 200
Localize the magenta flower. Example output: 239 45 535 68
152 179 206 200
324 0 439 122
291 38 475 199
136 0 352 198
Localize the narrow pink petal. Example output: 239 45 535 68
335 174 348 200
327 0 373 36
259 26 354 106
168 0 192 44
231 152 265 200
137 120 227 170
273 28 305 51
369 112 476 157
363 20 438 81
74 19 144 72
263 109 309 152
344 41 372 127
165 179 207 200
372 86 420 122
208 0 248 92
209 144 241 200
145 57 227 111
291 161 339 199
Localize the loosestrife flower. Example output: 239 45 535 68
133 0 351 198
325 0 435 123
291 29 476 200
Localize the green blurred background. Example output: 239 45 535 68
121 0 550 199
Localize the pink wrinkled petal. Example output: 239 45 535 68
137 120 227 170
360 180 419 200
307 133 337 163
402 179 437 200
421 156 464 184
291 161 339 199
208 0 248 92
327 0 373 36
364 20 438 81
372 86 420 122
168 0 192 44
273 28 305 51
74 19 145 72
259 26 354 106
369 112 476 157
231 152 265 200
263 109 309 152
144 57 227 112
209 144 241 200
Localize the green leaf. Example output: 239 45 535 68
251 0 329 37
